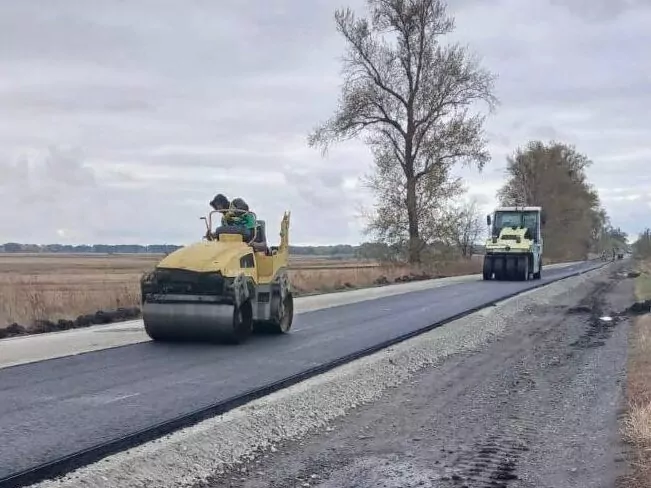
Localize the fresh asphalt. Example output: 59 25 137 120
0 260 604 481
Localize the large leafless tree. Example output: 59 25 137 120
308 0 498 263
362 147 465 258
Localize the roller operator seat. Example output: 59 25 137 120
251 220 270 254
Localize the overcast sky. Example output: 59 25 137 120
0 0 649 245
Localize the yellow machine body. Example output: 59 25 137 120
140 211 293 344
482 206 544 281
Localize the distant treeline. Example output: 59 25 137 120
0 242 363 257
0 241 485 259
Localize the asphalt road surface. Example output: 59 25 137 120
206 262 632 487
0 260 604 481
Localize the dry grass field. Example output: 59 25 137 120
0 253 482 328
620 259 651 487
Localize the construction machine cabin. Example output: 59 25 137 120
139 208 294 344
483 206 544 281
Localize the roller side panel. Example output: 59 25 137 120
252 283 273 322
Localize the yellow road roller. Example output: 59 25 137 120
483 206 544 281
140 208 293 344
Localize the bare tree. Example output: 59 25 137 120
448 198 484 257
308 0 498 263
362 148 465 257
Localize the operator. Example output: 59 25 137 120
209 193 230 212
226 197 257 241
209 194 256 241
208 193 230 240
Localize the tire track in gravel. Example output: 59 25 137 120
203 269 632 488
444 434 529 486
434 281 620 488
463 276 629 487
257 321 556 488
203 309 568 488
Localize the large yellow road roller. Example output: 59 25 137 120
139 208 293 344
483 205 544 281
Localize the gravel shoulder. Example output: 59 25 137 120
204 265 634 488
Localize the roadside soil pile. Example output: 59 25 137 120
0 307 141 339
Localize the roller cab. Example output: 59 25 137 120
482 206 544 281
140 210 293 344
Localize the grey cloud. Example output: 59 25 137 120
41 147 96 186
601 192 651 240
467 193 492 207
0 0 648 244
0 145 364 245
0 0 354 79
0 86 157 114
485 131 511 148
531 126 564 141
549 0 651 21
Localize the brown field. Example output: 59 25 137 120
620 259 651 487
0 253 482 327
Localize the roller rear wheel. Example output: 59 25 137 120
226 300 253 344
256 292 294 334
275 292 294 334
482 256 493 280
517 255 529 281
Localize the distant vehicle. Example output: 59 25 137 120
482 206 544 281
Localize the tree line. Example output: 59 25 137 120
0 242 377 258
308 0 630 264
0 241 490 260
633 229 651 259
0 243 183 254
0 243 344 256
497 141 628 262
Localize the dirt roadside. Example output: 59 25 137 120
200 264 636 488
618 259 651 488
